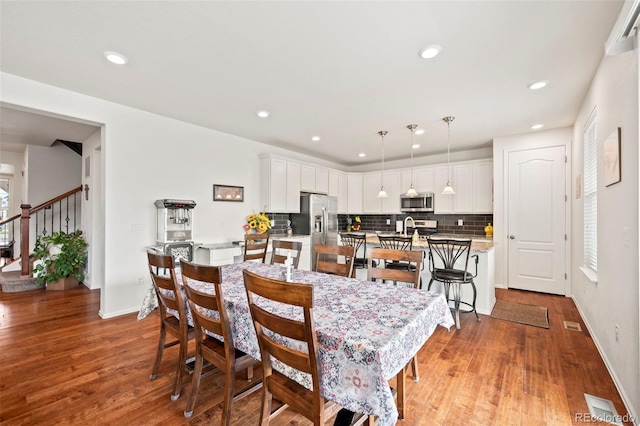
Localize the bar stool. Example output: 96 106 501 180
339 232 376 278
377 234 423 287
426 237 480 329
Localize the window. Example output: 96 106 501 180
583 111 597 272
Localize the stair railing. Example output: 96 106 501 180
0 186 83 276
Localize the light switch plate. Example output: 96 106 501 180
458 219 463 226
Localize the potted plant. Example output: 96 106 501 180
32 230 88 290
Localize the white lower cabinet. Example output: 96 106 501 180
194 245 242 266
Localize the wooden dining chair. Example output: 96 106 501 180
367 247 423 382
243 269 337 425
376 234 423 288
314 243 356 278
269 239 302 269
147 251 195 401
244 233 270 262
180 260 261 423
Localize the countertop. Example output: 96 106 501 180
198 234 310 251
358 232 494 252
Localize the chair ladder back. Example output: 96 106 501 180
367 248 423 288
148 252 183 314
270 239 302 268
244 233 270 262
314 243 356 277
243 269 327 424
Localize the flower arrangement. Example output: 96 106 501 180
243 211 272 234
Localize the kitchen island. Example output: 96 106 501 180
362 233 496 316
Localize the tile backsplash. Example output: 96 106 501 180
337 213 493 237
268 212 493 237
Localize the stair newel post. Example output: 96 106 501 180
20 204 31 277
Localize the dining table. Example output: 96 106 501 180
173 261 454 426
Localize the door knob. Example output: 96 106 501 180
509 235 515 239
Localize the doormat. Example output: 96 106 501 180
490 300 549 329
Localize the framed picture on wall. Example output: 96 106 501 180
213 184 244 202
603 127 621 187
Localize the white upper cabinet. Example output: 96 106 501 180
329 170 348 214
286 161 301 213
315 167 329 194
381 171 401 213
402 167 434 195
362 172 381 213
301 164 316 192
301 164 329 194
260 155 301 213
473 161 493 213
452 163 474 213
434 166 453 213
347 173 363 214
434 160 493 214
416 167 435 193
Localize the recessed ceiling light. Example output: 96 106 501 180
103 51 128 65
528 80 548 90
412 144 420 149
358 153 366 157
256 110 270 118
415 129 425 135
531 124 544 130
311 136 320 142
419 45 442 59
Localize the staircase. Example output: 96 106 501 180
0 186 83 291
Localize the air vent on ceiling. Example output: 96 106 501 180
605 0 640 56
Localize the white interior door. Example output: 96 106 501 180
507 146 566 294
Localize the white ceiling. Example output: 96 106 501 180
0 1 624 166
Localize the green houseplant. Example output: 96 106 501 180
33 231 88 289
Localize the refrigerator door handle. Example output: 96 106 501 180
322 207 327 244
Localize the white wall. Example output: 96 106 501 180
0 72 343 318
571 48 639 419
82 129 102 290
25 143 81 205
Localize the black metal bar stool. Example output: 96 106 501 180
426 237 480 329
339 232 376 278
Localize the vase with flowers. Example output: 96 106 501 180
243 211 272 234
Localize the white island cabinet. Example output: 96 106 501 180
421 244 495 316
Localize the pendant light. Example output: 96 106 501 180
377 130 388 198
406 124 418 196
442 116 456 195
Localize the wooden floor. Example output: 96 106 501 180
0 286 632 425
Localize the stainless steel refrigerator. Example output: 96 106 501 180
290 194 338 271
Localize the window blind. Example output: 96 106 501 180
583 112 597 272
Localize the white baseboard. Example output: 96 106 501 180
494 283 507 289
99 306 140 319
571 296 638 426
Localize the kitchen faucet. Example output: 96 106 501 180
403 216 415 236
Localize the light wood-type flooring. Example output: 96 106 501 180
0 286 633 425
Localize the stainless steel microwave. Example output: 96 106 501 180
400 192 434 212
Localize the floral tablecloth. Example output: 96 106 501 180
177 261 454 426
